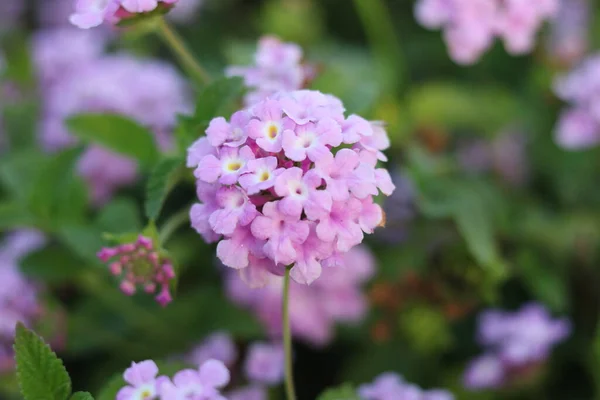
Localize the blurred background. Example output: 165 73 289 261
1 0 600 399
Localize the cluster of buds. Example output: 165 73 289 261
97 236 175 307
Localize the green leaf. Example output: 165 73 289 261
317 384 360 400
145 157 185 220
70 392 94 400
57 225 105 265
20 244 86 283
96 197 142 234
66 113 160 167
29 147 87 226
13 323 72 400
0 149 45 202
0 202 36 230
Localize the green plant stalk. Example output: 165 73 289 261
283 267 297 400
158 206 191 245
156 18 211 84
352 0 406 92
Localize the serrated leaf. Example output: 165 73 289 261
145 157 184 220
70 392 94 400
14 323 72 400
317 384 360 400
66 113 160 167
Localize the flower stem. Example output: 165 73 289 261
156 18 211 84
352 0 406 91
159 206 191 246
283 267 297 400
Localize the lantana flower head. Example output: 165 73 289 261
226 37 316 107
415 0 559 64
185 332 283 399
553 54 600 149
97 236 175 306
0 230 47 372
189 90 394 286
70 0 179 29
463 303 570 390
358 372 455 400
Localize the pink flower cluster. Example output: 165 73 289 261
226 245 375 346
186 332 284 399
188 90 394 286
463 303 570 390
117 359 229 400
415 0 558 64
33 28 189 205
0 230 46 372
97 236 175 307
226 36 315 107
553 54 600 149
70 0 178 29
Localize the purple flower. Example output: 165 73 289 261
462 353 505 390
316 199 364 252
239 157 281 195
225 245 375 346
227 36 314 107
186 332 238 368
158 360 230 400
246 99 290 152
251 201 309 266
274 168 331 220
227 385 267 400
70 0 179 29
316 149 377 202
210 186 258 236
206 111 251 148
196 146 255 185
282 118 342 162
358 372 454 400
463 303 571 391
414 0 558 64
117 360 164 400
37 36 190 204
0 231 46 372
244 342 284 385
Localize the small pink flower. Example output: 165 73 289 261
209 186 258 236
251 201 310 265
247 99 291 152
282 117 342 162
316 149 377 201
206 111 251 148
196 146 255 185
117 360 164 400
274 168 331 220
316 199 364 252
239 157 281 195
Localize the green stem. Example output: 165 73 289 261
352 0 406 91
156 18 211 84
283 267 297 400
159 206 191 245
